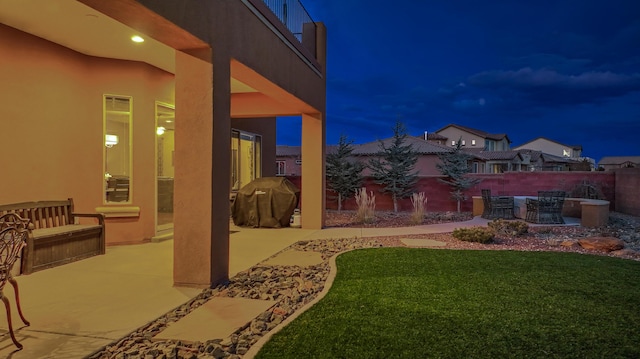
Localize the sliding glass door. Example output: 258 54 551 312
156 102 175 232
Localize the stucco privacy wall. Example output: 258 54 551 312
0 24 174 244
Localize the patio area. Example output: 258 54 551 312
0 216 585 358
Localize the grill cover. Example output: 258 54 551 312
231 177 300 228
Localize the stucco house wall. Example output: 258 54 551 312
1 24 175 244
436 127 487 149
3 0 327 287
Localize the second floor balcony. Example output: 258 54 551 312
247 0 320 73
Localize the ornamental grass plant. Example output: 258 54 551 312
409 192 428 225
256 248 640 359
354 187 376 224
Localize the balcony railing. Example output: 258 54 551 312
261 0 315 44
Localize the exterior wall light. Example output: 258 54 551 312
156 127 166 135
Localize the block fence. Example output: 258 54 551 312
613 168 640 217
287 171 623 213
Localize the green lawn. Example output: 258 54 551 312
256 248 640 359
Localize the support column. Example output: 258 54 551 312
209 52 232 286
173 50 213 287
173 49 230 287
301 113 325 229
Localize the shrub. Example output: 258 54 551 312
452 227 494 243
488 219 529 236
410 192 428 225
355 187 376 224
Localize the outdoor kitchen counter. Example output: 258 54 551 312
472 196 610 228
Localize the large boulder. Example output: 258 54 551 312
577 237 625 252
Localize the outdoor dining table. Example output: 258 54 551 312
513 196 536 219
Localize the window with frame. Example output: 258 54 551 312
276 161 286 176
104 95 132 203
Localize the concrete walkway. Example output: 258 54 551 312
0 216 577 358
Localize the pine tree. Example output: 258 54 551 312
326 134 365 211
436 138 481 212
369 121 419 212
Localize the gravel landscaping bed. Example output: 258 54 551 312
89 211 640 359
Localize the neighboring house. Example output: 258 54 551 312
414 132 449 146
2 0 327 287
277 137 454 177
276 145 303 176
467 149 526 173
351 137 453 176
598 156 640 170
517 149 581 171
279 124 587 178
434 124 511 151
513 137 583 158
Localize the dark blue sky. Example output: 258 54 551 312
276 0 640 162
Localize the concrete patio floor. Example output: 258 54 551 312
0 216 578 358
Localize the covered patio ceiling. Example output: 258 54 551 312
0 0 254 94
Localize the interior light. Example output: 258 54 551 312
131 35 145 43
105 134 119 147
156 127 166 135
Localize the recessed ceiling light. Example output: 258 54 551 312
131 35 145 43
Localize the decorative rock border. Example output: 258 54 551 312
87 237 390 359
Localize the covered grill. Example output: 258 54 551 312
231 177 300 228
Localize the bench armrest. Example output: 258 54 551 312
72 212 105 255
72 212 105 227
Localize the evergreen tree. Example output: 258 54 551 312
369 121 419 212
326 134 365 211
436 138 481 212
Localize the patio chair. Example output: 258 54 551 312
481 189 515 219
0 213 31 350
525 191 566 224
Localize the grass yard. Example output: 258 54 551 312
256 248 640 359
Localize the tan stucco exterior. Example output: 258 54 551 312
2 0 326 287
513 137 582 158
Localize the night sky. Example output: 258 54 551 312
276 0 640 162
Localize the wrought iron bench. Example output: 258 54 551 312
0 198 105 274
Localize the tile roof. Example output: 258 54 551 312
351 136 453 155
276 145 301 157
276 145 339 157
598 156 640 165
413 133 448 141
540 152 580 163
434 123 510 142
471 150 522 161
515 149 543 162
